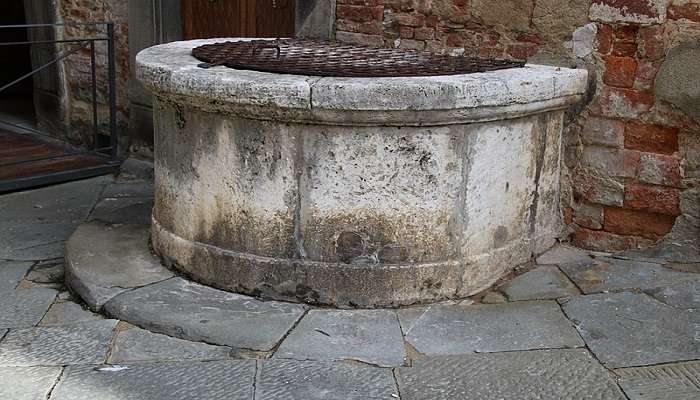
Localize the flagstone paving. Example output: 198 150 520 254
0 176 697 399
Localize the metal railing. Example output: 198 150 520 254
0 21 120 192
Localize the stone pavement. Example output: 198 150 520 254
0 176 698 399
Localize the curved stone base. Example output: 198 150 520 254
152 218 532 308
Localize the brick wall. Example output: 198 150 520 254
336 0 700 251
55 0 131 151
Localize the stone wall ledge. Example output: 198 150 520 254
137 39 588 126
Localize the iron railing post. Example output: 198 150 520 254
107 22 118 160
90 40 98 151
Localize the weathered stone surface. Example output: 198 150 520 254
533 0 591 43
26 260 64 284
471 0 533 32
0 261 32 290
0 366 62 400
275 309 405 367
90 197 153 225
0 288 57 329
559 257 698 294
51 360 255 400
397 349 626 400
257 359 398 399
645 280 699 310
0 320 117 366
102 180 154 198
65 222 174 310
561 292 699 368
396 306 429 334
39 301 103 326
502 266 580 300
480 291 507 304
405 301 583 355
536 244 594 266
615 360 700 399
109 326 231 363
0 177 109 260
655 42 700 122
103 277 307 351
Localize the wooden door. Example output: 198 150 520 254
181 0 295 39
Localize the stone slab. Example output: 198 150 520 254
89 197 153 225
109 326 231 363
39 301 103 326
0 261 32 290
0 221 77 261
405 301 583 355
0 320 117 366
561 292 700 368
51 360 255 400
0 366 63 400
396 306 429 335
615 360 700 400
65 222 174 310
103 277 307 351
616 240 700 265
559 257 698 294
502 266 580 301
645 280 700 310
0 288 57 329
274 309 406 367
102 180 154 198
397 349 626 400
536 244 594 266
257 359 398 399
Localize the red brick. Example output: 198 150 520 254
603 207 676 239
624 183 681 215
604 56 638 88
638 153 683 187
612 41 638 57
573 227 644 252
399 26 414 38
394 12 425 27
591 0 665 22
614 25 639 43
573 203 605 230
624 122 679 155
634 59 661 90
668 1 700 22
581 117 625 147
591 87 653 119
596 24 613 55
337 5 383 22
506 44 538 60
573 171 625 207
563 207 574 225
336 19 384 35
638 25 666 60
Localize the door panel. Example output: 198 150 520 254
181 0 295 39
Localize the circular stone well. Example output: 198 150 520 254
137 39 588 308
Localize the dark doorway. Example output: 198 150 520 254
181 0 296 39
0 1 36 131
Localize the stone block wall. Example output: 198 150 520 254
336 0 700 251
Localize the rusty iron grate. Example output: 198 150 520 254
191 39 525 77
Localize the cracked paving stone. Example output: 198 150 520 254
109 326 232 363
645 280 699 310
502 266 580 301
0 221 77 261
103 277 307 351
39 301 104 326
396 306 430 335
536 244 594 266
559 257 699 294
274 309 406 367
561 292 700 368
50 360 255 400
0 366 63 400
65 222 174 310
26 260 64 284
0 288 57 329
616 240 700 265
89 197 153 225
405 301 583 355
614 360 700 399
0 260 32 290
0 319 117 366
397 349 626 400
257 359 397 399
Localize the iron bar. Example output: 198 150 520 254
0 38 108 46
107 22 118 160
90 40 98 151
0 22 110 29
0 43 87 93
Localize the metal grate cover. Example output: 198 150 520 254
191 39 525 78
